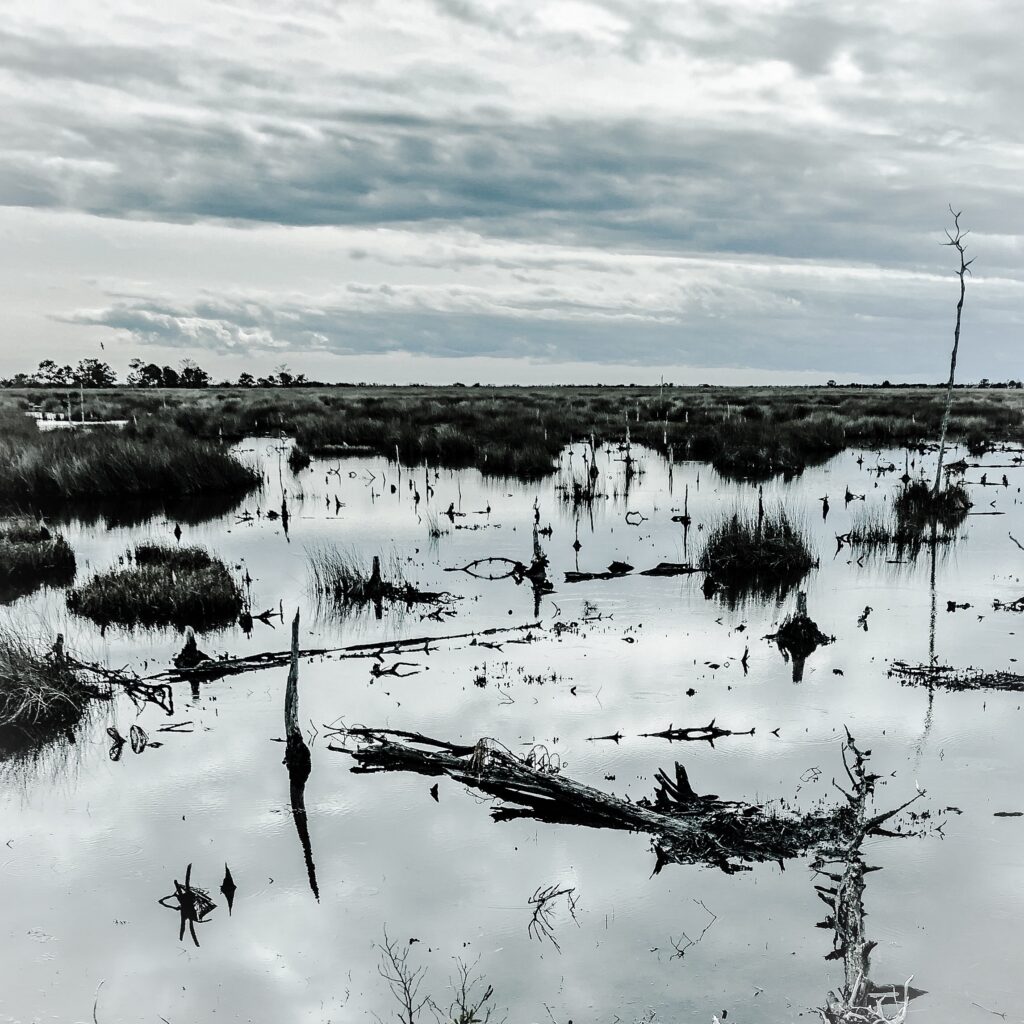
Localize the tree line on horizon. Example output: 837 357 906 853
1 357 1021 391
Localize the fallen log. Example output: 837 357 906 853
152 622 543 683
638 562 702 577
328 728 916 875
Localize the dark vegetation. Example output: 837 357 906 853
0 518 76 603
307 547 449 617
893 479 971 533
698 504 814 598
0 416 259 506
0 628 98 751
6 384 1024 482
67 543 244 631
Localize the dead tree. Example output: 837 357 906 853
814 733 926 1023
932 207 974 500
329 728 918 876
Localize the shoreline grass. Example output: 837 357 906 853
0 421 260 506
67 543 243 631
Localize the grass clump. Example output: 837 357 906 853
288 443 311 472
307 546 446 615
0 519 77 603
699 506 814 596
67 543 243 631
894 479 971 533
0 423 259 505
0 627 96 738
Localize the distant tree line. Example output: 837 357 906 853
1 358 1021 390
0 359 319 389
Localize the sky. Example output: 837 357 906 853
0 0 1021 385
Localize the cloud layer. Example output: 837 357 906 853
1 0 1021 379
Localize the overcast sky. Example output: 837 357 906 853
1 0 1021 384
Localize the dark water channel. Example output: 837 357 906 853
3 438 1024 1023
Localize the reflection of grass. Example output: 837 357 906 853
0 519 76 603
67 544 243 631
699 506 814 597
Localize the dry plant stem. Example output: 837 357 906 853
933 207 974 499
375 929 429 1024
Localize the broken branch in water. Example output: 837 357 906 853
329 727 921 875
639 719 755 745
158 863 216 947
889 660 1024 692
527 883 578 952
152 622 543 683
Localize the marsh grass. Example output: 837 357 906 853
893 480 971 535
288 443 311 472
0 519 77 603
7 385 1024 482
0 423 259 505
67 543 243 631
307 545 446 618
0 625 96 737
307 546 405 605
699 505 814 597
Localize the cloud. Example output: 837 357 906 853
1 0 1022 378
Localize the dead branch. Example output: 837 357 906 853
330 729 916 875
639 719 755 745
890 660 1024 692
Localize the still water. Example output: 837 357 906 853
3 439 1024 1023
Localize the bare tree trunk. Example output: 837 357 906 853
932 207 973 499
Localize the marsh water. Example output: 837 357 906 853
3 438 1024 1024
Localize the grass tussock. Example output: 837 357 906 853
0 423 259 505
307 546 405 604
288 443 311 472
0 519 77 603
699 506 814 595
894 479 971 534
307 545 445 614
0 626 94 735
67 543 243 631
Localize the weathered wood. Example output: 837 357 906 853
328 728 914 875
154 622 543 682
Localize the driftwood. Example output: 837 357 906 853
564 561 701 583
889 660 1024 692
152 622 543 683
329 728 915 875
639 719 755 745
639 562 702 577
